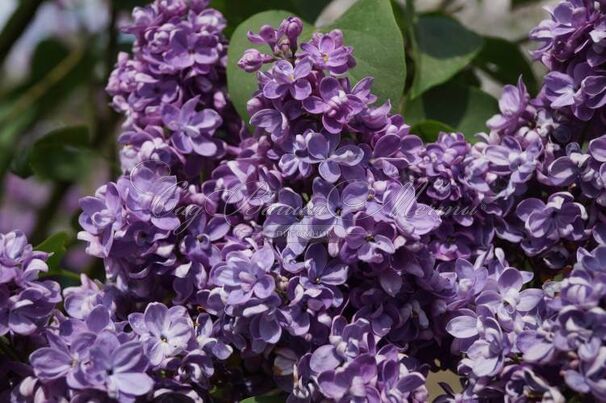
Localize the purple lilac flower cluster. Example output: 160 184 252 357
531 0 606 127
106 0 243 177
0 231 60 338
19 293 230 402
438 0 606 400
74 14 445 401
0 232 61 398
75 0 240 303
2 0 606 401
441 238 606 401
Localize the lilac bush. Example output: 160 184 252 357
1 0 606 401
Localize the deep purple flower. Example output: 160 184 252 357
487 78 531 133
303 77 365 134
78 183 124 258
210 245 276 305
263 188 311 256
380 182 441 238
343 214 397 263
516 191 587 254
460 316 507 378
310 179 369 239
299 30 354 75
307 132 364 183
278 131 314 178
84 331 153 401
162 96 223 157
263 59 313 101
476 268 543 329
164 27 220 70
129 303 193 366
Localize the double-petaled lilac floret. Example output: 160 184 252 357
299 30 355 76
263 59 314 101
412 132 471 203
487 78 533 134
161 96 224 157
210 245 276 306
515 191 588 255
204 245 291 352
0 231 60 337
129 302 193 367
548 133 606 206
303 77 366 134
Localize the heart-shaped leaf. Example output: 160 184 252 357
405 82 498 142
410 120 455 142
411 15 483 98
474 36 538 95
28 126 92 181
215 0 329 36
327 0 406 108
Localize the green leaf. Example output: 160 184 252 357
287 0 329 23
474 36 538 95
1 45 94 184
30 38 70 83
412 15 483 98
2 109 37 178
226 10 311 121
35 232 69 272
29 126 92 181
405 82 498 141
410 120 455 142
215 0 329 37
36 232 81 286
328 0 406 107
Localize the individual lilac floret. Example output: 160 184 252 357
516 191 587 255
487 78 532 134
299 30 355 75
210 245 276 305
263 59 313 101
128 302 193 367
84 331 154 401
303 77 365 134
162 96 224 157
